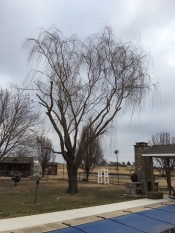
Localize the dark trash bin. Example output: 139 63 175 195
11 174 22 186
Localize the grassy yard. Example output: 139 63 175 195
0 178 141 219
1 166 172 220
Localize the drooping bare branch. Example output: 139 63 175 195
23 25 158 193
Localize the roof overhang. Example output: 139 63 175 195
0 161 32 164
142 153 175 159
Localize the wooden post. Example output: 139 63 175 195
150 157 155 191
167 158 172 195
34 176 40 203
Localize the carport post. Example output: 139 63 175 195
150 156 155 191
167 158 172 195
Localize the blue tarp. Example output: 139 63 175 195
46 205 175 233
158 204 175 214
76 219 143 233
47 227 82 233
111 213 174 233
140 208 175 225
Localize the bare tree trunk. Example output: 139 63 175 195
41 168 45 177
67 164 78 194
85 171 89 182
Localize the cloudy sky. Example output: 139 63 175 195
0 0 175 163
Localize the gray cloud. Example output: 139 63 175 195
0 0 175 162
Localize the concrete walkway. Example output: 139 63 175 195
0 198 172 233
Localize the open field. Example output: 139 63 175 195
0 178 141 219
56 165 135 180
57 165 174 190
87 166 135 175
58 164 162 177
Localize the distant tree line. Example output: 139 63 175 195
99 160 134 167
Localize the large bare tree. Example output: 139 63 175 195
149 132 175 194
0 88 41 160
79 124 104 181
23 26 157 193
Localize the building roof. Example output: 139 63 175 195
142 144 175 158
0 157 34 164
47 162 58 165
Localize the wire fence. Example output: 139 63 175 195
78 172 130 185
0 168 173 193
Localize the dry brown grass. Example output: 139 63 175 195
0 165 174 219
0 178 139 219
57 165 134 178
58 164 161 177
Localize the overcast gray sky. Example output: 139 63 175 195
0 0 175 163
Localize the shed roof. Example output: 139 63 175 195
47 162 58 165
0 157 34 164
142 144 175 158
